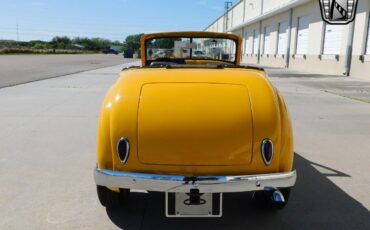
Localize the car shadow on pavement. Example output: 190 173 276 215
106 154 370 230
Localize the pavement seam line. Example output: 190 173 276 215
320 90 370 104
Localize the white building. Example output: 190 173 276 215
205 0 370 79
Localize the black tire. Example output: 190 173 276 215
96 185 130 208
253 188 291 210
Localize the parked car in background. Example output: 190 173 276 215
102 48 119 55
123 49 134 58
94 31 296 217
192 50 206 57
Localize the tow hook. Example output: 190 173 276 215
183 176 197 184
184 189 206 205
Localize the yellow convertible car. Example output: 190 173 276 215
94 32 296 217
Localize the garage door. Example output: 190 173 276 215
263 26 272 54
277 21 288 55
366 15 370 54
296 15 310 55
244 31 250 54
253 29 259 55
323 24 343 54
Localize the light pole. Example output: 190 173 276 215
224 1 233 32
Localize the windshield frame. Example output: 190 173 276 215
141 32 241 66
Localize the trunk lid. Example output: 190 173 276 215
137 83 253 166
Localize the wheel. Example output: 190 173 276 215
253 188 291 210
96 185 130 208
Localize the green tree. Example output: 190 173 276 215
27 40 51 49
91 37 111 51
122 33 144 52
112 40 123 46
50 36 72 49
72 37 113 51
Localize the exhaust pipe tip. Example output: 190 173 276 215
272 190 285 203
263 187 286 203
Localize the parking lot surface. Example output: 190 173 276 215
0 54 136 88
0 63 369 229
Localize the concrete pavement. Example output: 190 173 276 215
0 64 369 229
0 54 137 88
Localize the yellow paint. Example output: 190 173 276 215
138 83 253 166
97 32 294 176
107 187 120 192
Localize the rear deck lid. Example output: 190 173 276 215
137 83 253 166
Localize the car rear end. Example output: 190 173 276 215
94 67 296 216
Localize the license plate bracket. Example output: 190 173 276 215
165 192 222 217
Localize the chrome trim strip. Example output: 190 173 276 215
94 168 297 193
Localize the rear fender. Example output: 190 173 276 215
276 90 294 172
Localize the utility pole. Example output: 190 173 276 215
224 1 233 32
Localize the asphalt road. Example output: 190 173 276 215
0 64 369 229
0 54 137 88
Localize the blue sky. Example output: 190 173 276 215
0 0 237 42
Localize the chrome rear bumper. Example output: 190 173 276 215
94 168 297 193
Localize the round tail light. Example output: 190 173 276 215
117 137 130 163
261 139 273 165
